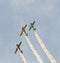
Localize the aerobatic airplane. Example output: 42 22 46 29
29 21 36 31
15 42 23 54
20 24 28 36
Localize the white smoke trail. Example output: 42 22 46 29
34 31 57 63
18 49 28 63
24 33 44 63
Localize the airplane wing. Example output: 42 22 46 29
20 24 27 36
29 21 35 31
33 21 35 24
15 48 18 53
29 26 32 31
19 42 22 46
20 50 23 54
23 24 27 29
20 30 23 36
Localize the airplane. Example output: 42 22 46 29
29 21 36 31
15 41 23 54
20 24 28 36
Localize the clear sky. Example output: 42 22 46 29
0 0 60 63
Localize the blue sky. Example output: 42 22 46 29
0 0 60 63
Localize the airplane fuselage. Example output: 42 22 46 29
15 42 23 54
16 44 23 53
22 27 25 31
20 24 28 36
22 27 28 36
16 44 20 49
31 24 34 27
31 24 36 30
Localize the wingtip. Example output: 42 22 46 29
26 24 27 26
20 41 22 43
29 28 31 31
15 51 16 54
20 34 21 36
34 28 36 30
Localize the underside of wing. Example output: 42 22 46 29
19 42 22 46
24 24 27 29
20 30 23 36
29 26 32 31
15 48 18 53
33 21 35 24
20 50 23 54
